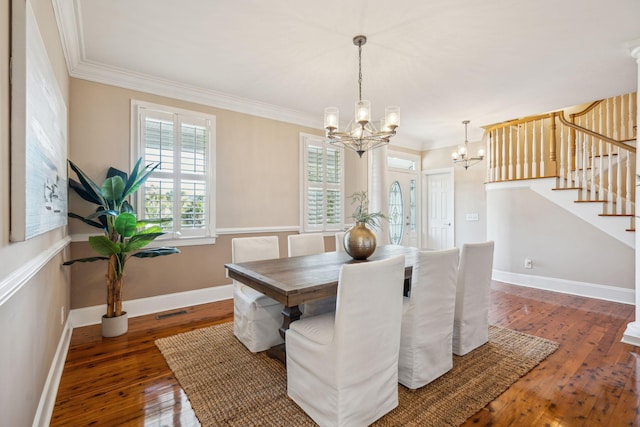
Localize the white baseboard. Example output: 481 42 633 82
493 270 635 305
70 284 233 328
622 321 640 346
32 317 73 427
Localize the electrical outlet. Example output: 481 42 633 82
61 306 65 325
524 258 532 269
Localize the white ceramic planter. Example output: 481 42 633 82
101 312 128 337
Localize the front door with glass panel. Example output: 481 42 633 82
388 170 419 247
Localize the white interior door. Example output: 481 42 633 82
423 169 454 249
388 170 419 247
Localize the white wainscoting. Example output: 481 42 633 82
33 317 73 427
493 270 635 305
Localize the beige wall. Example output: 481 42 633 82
487 187 634 289
0 0 71 424
68 79 367 308
422 140 488 246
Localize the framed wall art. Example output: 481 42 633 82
11 0 68 241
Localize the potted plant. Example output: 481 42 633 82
63 158 180 337
343 191 387 260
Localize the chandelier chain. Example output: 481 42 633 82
357 41 363 101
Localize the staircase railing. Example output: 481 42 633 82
484 92 637 216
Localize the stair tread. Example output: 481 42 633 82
552 187 582 190
574 200 608 203
598 213 633 217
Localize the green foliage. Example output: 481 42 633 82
348 191 387 230
64 159 180 279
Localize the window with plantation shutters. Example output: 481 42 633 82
132 100 216 245
300 133 344 232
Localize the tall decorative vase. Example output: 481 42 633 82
344 222 377 260
102 312 128 337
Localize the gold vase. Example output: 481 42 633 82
344 222 377 260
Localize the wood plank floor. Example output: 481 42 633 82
51 282 640 426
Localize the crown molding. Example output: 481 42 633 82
51 0 322 129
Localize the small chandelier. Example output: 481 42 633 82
324 35 400 158
452 120 485 169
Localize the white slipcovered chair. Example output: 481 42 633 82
286 255 406 427
287 233 335 317
398 248 459 389
335 231 346 252
452 241 495 356
288 233 325 257
232 236 284 353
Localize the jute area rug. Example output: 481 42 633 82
155 323 558 426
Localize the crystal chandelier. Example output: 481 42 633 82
452 120 485 169
324 35 400 158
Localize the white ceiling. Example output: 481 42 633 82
53 0 640 151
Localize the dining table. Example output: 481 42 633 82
224 244 421 362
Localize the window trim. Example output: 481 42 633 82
130 99 216 247
299 133 345 234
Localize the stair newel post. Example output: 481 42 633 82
622 37 640 347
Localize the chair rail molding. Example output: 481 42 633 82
0 237 71 307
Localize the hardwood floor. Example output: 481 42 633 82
51 282 640 426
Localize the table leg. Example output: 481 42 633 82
278 305 302 338
266 304 302 364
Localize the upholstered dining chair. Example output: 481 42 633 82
452 240 495 356
287 233 335 317
231 236 284 353
286 255 406 427
288 233 325 257
334 231 346 252
398 248 459 389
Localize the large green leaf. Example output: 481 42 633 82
114 212 137 238
132 247 180 258
136 218 172 227
62 256 109 266
124 232 165 252
85 209 118 221
121 200 135 213
102 176 125 203
89 235 121 256
67 212 103 229
68 160 104 205
69 179 102 205
124 162 159 198
122 158 142 196
106 166 128 184
136 224 163 234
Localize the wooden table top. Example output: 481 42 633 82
225 244 420 307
